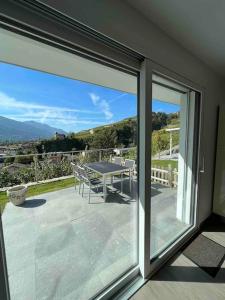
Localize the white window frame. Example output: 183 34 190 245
148 64 204 277
0 2 205 299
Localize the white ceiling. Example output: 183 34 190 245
126 0 225 76
0 28 137 94
0 27 185 104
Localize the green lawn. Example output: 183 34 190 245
152 159 178 169
0 177 77 211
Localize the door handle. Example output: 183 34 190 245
199 156 204 173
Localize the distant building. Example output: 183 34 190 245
89 129 94 134
3 163 26 174
23 142 35 149
55 132 66 140
0 153 7 163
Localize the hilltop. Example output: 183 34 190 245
36 112 179 153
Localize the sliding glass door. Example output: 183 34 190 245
0 20 201 299
0 27 138 300
150 74 199 258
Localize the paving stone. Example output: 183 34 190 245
1 181 186 299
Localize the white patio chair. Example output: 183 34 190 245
110 157 124 185
112 156 123 165
123 159 136 193
71 162 83 194
124 159 136 179
78 165 103 203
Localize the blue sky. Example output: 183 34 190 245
0 62 179 132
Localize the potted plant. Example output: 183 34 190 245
7 185 27 206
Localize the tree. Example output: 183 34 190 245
90 128 118 149
36 137 85 153
4 157 15 164
154 130 169 159
117 125 133 147
14 155 34 164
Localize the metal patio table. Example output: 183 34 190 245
85 161 131 201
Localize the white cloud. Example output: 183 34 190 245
89 93 100 105
0 92 100 114
8 114 106 125
99 99 113 119
155 108 164 112
108 93 127 104
89 92 113 120
0 91 107 131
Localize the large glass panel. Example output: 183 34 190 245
0 29 138 299
151 75 197 257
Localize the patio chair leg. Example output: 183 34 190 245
103 175 107 202
129 169 132 192
89 183 91 204
79 182 81 194
82 183 84 197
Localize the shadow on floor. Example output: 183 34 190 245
150 217 225 284
151 264 225 283
202 215 225 233
105 191 136 205
81 178 177 205
85 189 135 205
151 188 161 197
19 198 46 208
152 183 170 190
80 179 136 205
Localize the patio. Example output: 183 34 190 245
1 179 188 300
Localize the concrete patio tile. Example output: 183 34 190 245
71 210 137 264
103 232 134 264
35 242 97 299
100 202 136 229
98 254 136 287
2 218 38 247
1 182 187 300
1 203 35 227
78 228 136 285
35 208 70 229
8 264 35 300
35 222 77 258
151 224 168 255
63 273 104 300
116 217 138 244
5 240 35 276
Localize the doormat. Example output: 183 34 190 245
183 234 225 277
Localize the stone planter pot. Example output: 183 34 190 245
7 186 27 206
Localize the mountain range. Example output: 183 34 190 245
0 116 66 142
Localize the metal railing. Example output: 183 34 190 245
0 147 178 190
0 147 136 190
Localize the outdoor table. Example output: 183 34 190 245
85 161 131 201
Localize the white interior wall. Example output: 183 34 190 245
1 0 225 223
